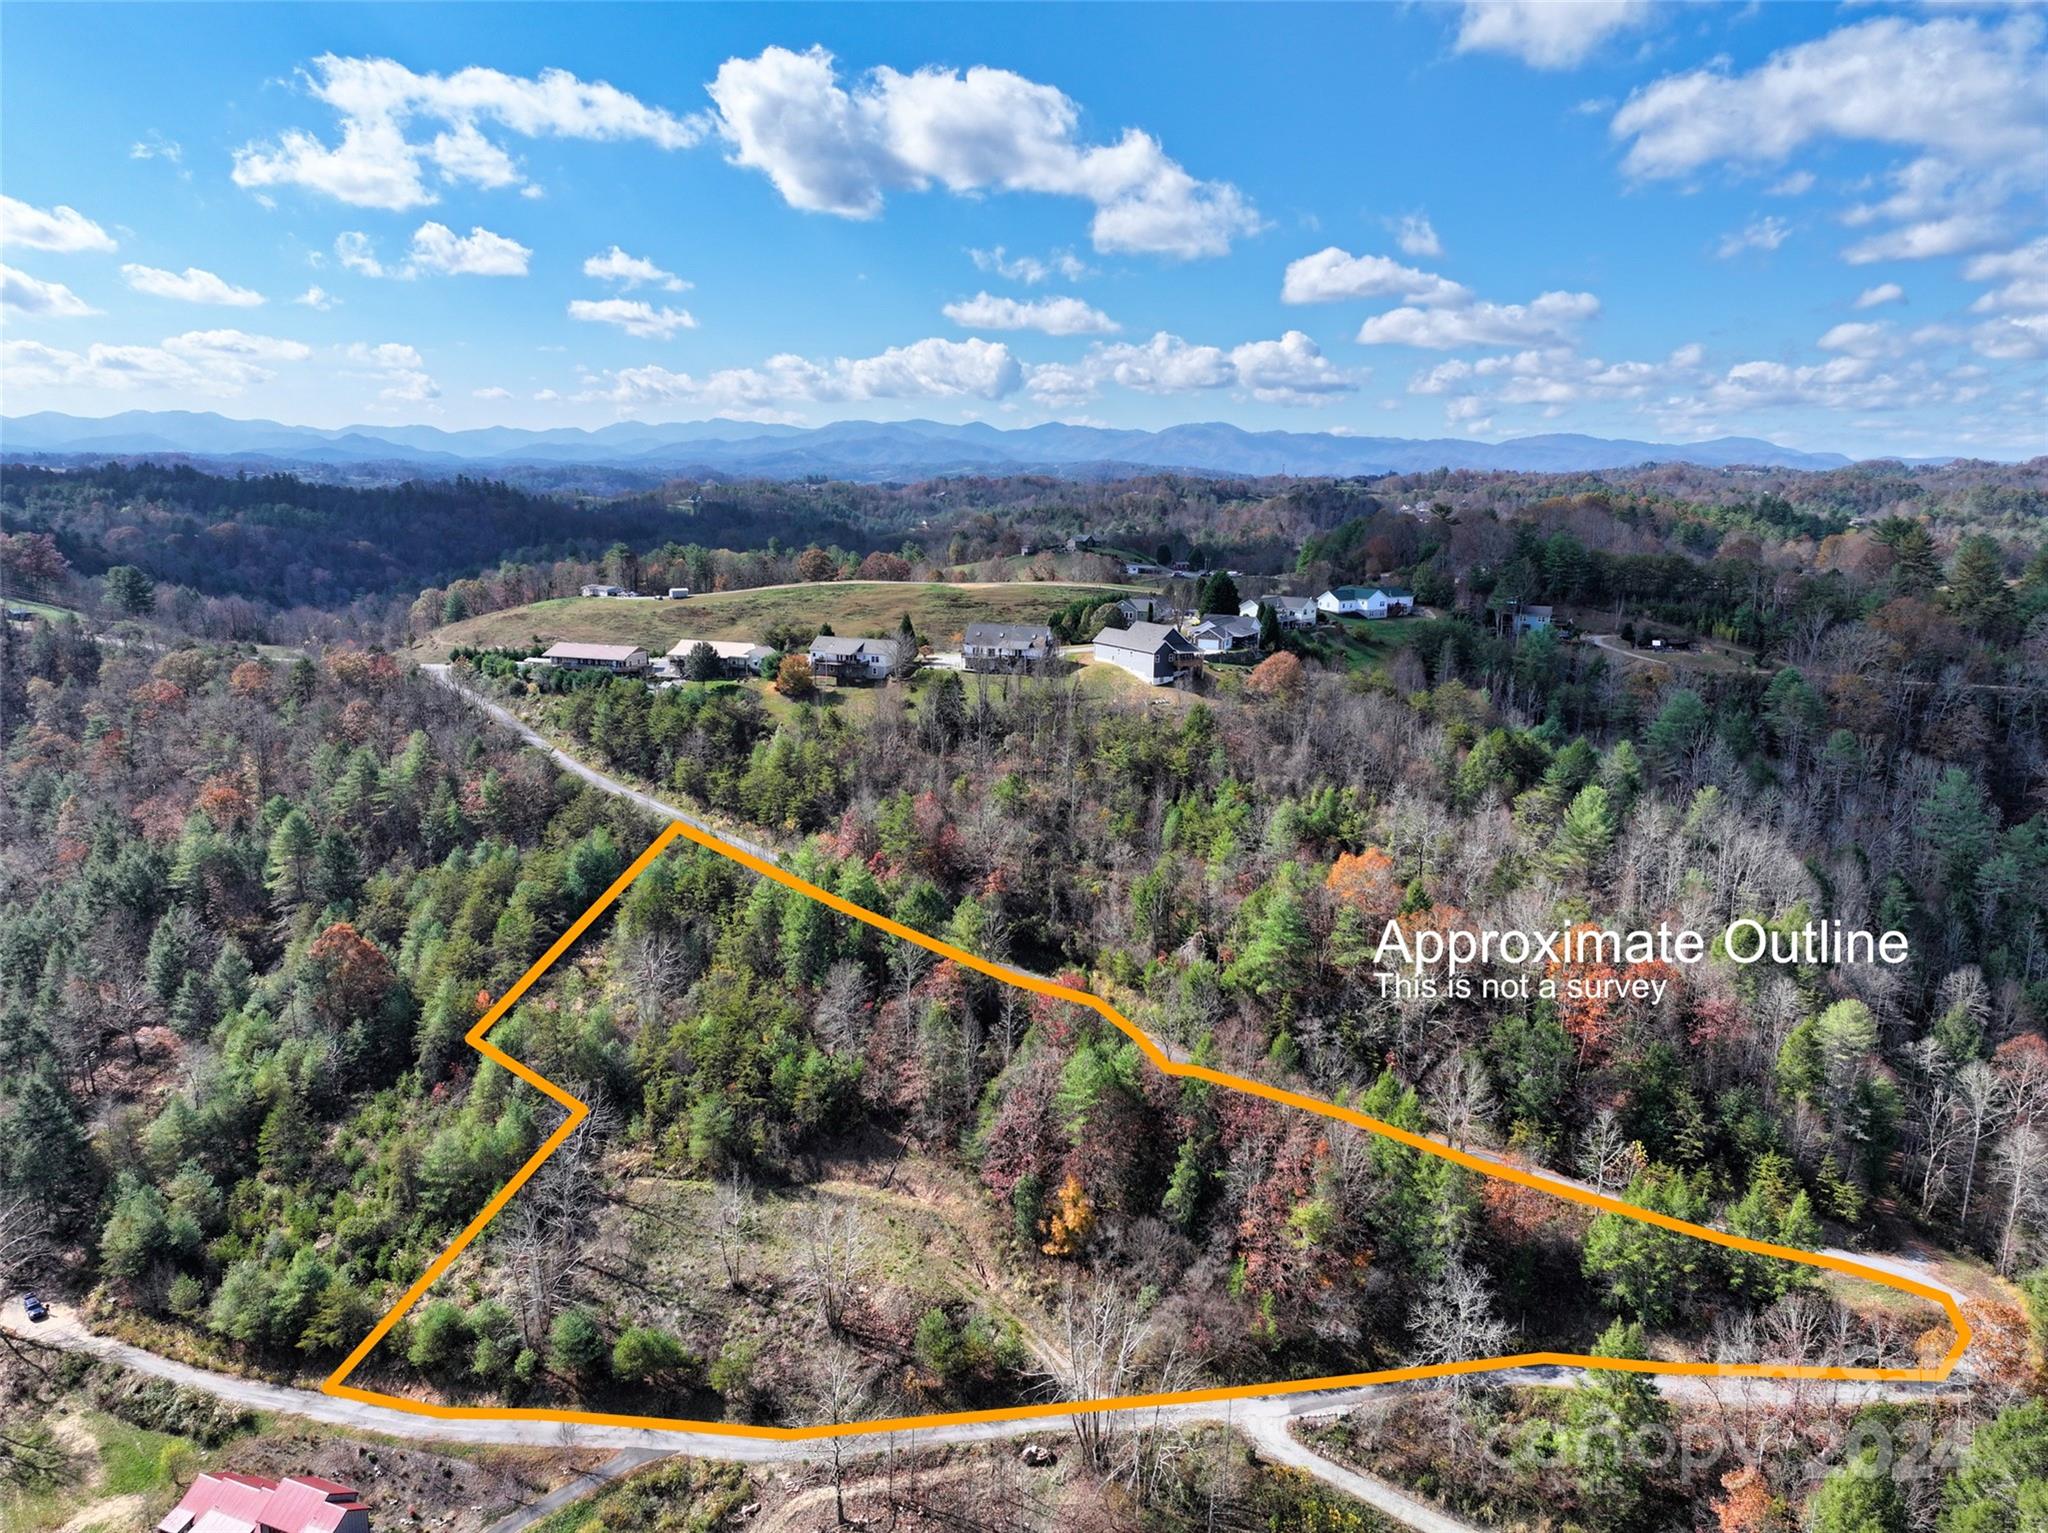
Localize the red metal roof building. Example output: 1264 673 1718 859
158 1471 371 1533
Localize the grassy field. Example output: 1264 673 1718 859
420 580 1143 660
1317 615 1430 675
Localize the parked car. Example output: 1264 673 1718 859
22 1292 48 1322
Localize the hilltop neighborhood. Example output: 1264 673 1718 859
514 580 1426 692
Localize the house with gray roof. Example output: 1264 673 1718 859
1240 594 1318 629
962 621 1054 672
1187 612 1260 653
808 634 902 683
1092 621 1196 685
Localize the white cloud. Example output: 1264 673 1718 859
940 292 1117 335
1226 331 1357 404
968 245 1089 284
567 296 698 338
333 223 531 278
121 264 266 306
335 232 384 276
1854 282 1905 310
583 245 689 291
1965 238 2048 317
1612 17 2048 180
2 328 309 396
1 264 100 318
703 45 1262 258
1357 290 1600 349
130 132 184 165
1281 246 1469 306
1766 170 1816 198
342 339 440 404
1843 212 2005 266
1455 0 1651 70
473 385 513 400
0 195 116 253
295 284 339 310
1716 215 1790 259
1970 315 2047 361
405 222 530 276
584 336 1023 412
1394 214 1442 259
1024 329 1356 407
231 54 703 209
1818 320 1892 357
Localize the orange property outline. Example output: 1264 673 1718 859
324 818 1973 1441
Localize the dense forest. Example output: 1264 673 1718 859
2 455 2046 1530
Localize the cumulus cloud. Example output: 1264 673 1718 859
2 328 309 396
1612 16 2048 180
1455 0 1651 70
231 54 703 209
1 264 100 318
295 284 340 310
1357 290 1600 349
1281 247 1469 306
342 339 440 404
473 385 513 400
583 245 689 291
703 46 1262 258
567 296 698 339
1854 282 1905 310
1612 16 2047 272
1716 215 1790 259
1817 320 1892 357
940 292 1117 335
333 223 531 278
121 264 266 306
406 222 530 276
968 246 1089 284
1766 170 1816 198
1394 214 1442 259
583 336 1023 412
0 195 117 253
1025 329 1355 407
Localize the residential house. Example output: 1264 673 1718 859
1512 604 1555 636
808 635 902 684
159 1472 370 1533
1317 586 1414 619
1116 595 1179 626
962 621 1054 672
666 638 775 678
1240 594 1317 629
579 583 629 598
543 642 648 674
1065 534 1097 552
1186 612 1260 653
1092 621 1196 685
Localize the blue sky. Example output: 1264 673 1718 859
2 2 2043 457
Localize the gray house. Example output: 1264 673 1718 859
1093 621 1196 685
962 621 1054 672
809 635 902 684
1116 595 1179 626
1187 613 1259 653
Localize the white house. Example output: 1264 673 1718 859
579 583 629 598
808 635 902 684
666 638 775 677
1318 585 1414 619
1241 594 1317 629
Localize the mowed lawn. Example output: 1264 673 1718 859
419 580 1141 659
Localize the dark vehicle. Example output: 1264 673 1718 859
21 1293 47 1323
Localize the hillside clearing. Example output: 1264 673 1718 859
418 581 1144 660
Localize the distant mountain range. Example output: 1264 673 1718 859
1 409 1863 481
